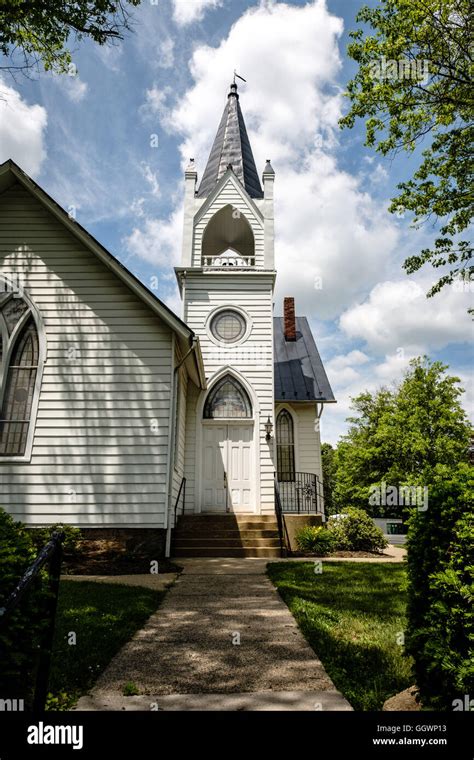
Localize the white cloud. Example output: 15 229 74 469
141 85 173 127
157 37 175 69
139 162 160 197
0 79 47 176
339 279 473 353
163 0 399 318
58 75 88 103
320 343 421 445
94 41 123 72
125 205 183 266
327 350 371 370
172 0 223 26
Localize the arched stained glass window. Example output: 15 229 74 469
203 375 252 419
0 295 41 457
276 409 295 481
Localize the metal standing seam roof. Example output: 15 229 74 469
197 83 264 199
274 317 336 402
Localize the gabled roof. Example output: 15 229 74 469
0 160 206 389
197 82 263 199
274 317 336 403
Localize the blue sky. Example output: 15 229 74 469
0 0 472 444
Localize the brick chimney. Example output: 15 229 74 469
284 297 296 341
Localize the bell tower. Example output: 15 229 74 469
176 81 276 514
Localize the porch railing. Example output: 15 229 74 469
173 476 186 526
274 474 289 558
276 471 325 516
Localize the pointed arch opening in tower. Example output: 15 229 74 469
202 205 255 267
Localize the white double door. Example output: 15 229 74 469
201 423 255 513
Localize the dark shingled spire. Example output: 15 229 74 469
197 82 263 199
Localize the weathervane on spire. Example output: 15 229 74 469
233 70 247 85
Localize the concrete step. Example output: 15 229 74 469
174 529 280 540
173 546 282 558
174 537 281 548
177 519 278 532
76 690 353 711
178 514 277 523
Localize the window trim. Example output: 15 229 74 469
276 407 297 482
0 288 46 463
203 374 253 420
210 309 246 344
205 305 252 348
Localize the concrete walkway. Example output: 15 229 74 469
77 558 352 711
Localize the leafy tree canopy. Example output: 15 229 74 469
333 357 471 515
0 0 140 76
340 0 473 307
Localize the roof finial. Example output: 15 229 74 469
233 70 246 85
229 70 246 98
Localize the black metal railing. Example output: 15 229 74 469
173 476 186 525
0 531 64 711
274 475 289 558
276 471 324 514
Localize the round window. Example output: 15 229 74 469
210 310 246 343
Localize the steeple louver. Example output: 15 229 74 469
197 82 263 199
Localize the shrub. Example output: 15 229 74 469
0 508 50 704
405 463 474 709
327 508 388 553
295 525 336 555
29 524 82 556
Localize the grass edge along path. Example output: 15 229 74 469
267 561 412 710
47 580 166 710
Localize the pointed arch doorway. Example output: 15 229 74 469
200 374 256 513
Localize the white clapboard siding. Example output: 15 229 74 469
192 178 264 268
171 362 188 519
184 271 275 512
0 182 175 528
291 403 323 482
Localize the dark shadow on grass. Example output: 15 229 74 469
47 581 165 710
267 561 412 710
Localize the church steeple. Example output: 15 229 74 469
196 82 263 199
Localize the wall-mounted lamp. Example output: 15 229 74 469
265 416 273 441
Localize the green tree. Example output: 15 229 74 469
405 463 474 708
334 357 471 514
340 0 473 308
321 442 338 515
0 0 140 77
334 387 400 514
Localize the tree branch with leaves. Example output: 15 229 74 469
340 0 473 310
0 0 141 78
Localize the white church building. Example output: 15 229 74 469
0 82 335 557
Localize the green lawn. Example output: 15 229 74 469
47 580 165 710
267 561 413 710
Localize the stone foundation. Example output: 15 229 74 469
64 528 167 574
77 528 166 555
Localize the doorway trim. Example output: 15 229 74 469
195 366 261 514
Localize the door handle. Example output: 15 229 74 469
224 471 227 489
